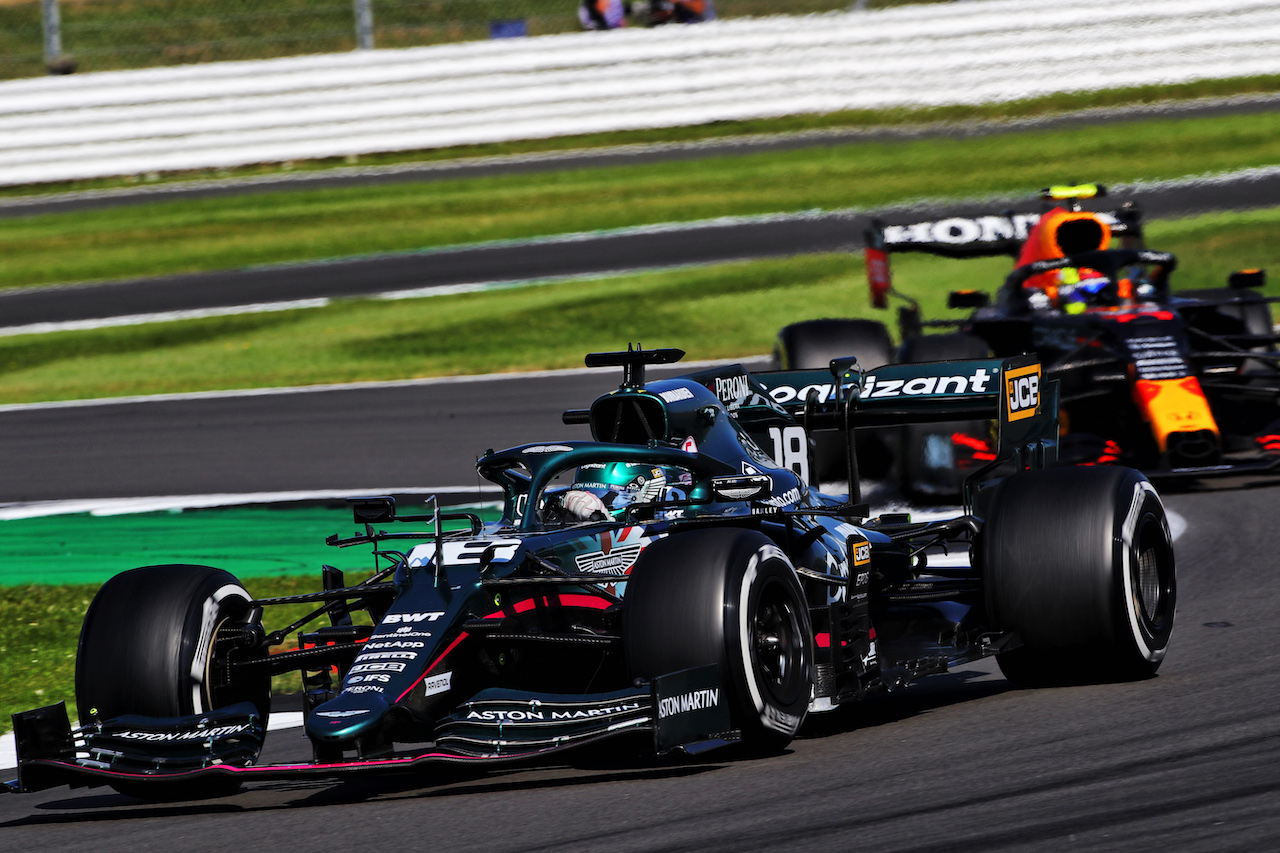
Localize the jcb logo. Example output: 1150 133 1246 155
1005 364 1041 422
853 543 871 566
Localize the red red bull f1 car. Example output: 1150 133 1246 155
776 184 1280 494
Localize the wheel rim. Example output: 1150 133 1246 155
750 577 808 707
1137 546 1160 621
1131 513 1175 637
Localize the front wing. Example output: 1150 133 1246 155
6 667 733 795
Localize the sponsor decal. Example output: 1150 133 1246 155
681 435 698 454
363 641 425 650
768 382 842 405
347 673 391 684
422 671 453 698
576 545 643 575
407 539 521 568
367 627 436 639
763 705 803 735
714 374 751 403
550 703 643 720
575 526 648 593
111 724 251 742
760 487 801 509
380 611 445 624
853 542 871 566
1127 335 1189 381
523 444 574 454
659 387 695 403
464 702 646 722
658 688 720 719
882 214 1042 247
343 684 385 694
349 661 406 674
862 368 993 399
315 709 369 718
862 639 878 671
1004 364 1042 422
466 709 545 722
354 650 418 662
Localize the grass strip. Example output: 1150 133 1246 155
0 208 1277 405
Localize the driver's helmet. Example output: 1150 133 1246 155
568 461 692 517
1018 207 1111 309
1057 267 1113 314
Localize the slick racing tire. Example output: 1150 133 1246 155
76 565 270 799
981 467 1176 686
774 318 895 482
774 318 894 374
623 529 813 754
897 333 991 499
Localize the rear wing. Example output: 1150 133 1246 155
757 355 1059 508
864 207 1143 309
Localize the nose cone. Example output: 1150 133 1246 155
304 691 391 745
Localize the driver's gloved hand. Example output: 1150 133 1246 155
563 490 609 521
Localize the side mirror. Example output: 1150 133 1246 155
1228 269 1266 289
709 475 773 503
350 496 396 524
828 356 860 379
948 290 990 309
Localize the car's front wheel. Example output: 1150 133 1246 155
623 529 813 753
76 564 270 798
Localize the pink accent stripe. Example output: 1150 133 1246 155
395 631 470 703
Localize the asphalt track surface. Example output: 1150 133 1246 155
0 367 649 502
4 480 1280 851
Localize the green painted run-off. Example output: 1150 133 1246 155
0 502 500 587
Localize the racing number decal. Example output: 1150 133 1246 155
407 539 521 568
768 426 810 484
1004 364 1042 422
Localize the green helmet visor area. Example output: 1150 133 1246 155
567 462 695 517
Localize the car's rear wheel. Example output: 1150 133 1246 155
980 467 1176 686
76 564 270 799
623 529 813 753
774 318 895 482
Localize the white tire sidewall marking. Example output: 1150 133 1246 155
191 583 249 714
1120 481 1168 663
739 544 801 736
